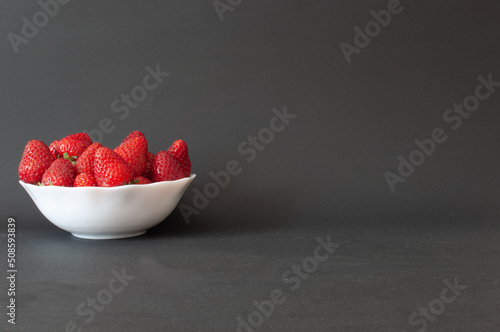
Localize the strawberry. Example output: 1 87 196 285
75 142 102 175
143 151 155 179
114 135 148 177
122 130 146 144
94 147 134 187
166 139 191 177
152 151 183 182
130 176 152 185
58 133 92 159
49 140 59 159
74 173 97 187
18 140 55 184
41 158 76 186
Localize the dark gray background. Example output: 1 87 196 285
1 0 499 331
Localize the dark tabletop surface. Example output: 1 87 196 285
6 213 499 332
1 0 500 331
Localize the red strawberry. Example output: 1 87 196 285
166 139 191 177
143 151 155 179
49 140 59 159
122 130 146 144
152 151 183 182
114 136 148 177
131 176 152 185
94 147 134 187
41 158 76 186
58 133 92 159
74 173 97 187
18 140 55 184
75 142 102 175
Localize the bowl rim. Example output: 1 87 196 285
19 174 196 191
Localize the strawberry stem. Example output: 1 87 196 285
62 152 77 166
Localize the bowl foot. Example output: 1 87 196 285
71 230 147 240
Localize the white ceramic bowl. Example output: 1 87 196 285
19 174 196 240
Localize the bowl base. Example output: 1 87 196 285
71 230 147 240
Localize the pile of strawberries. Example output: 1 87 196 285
18 131 191 187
